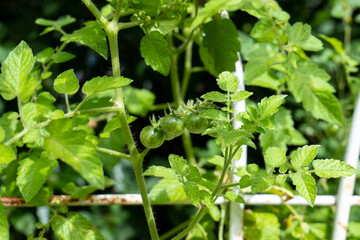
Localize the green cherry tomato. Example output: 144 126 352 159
140 125 165 149
160 115 185 140
185 113 208 134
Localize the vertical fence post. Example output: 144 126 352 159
229 53 247 240
332 92 360 240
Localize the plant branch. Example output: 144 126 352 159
65 93 71 113
133 161 160 240
172 207 208 240
181 40 193 98
96 147 131 160
160 219 191 240
82 0 108 26
118 20 146 30
113 0 124 23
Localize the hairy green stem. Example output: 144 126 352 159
65 93 71 112
160 219 191 240
106 29 138 157
167 35 183 108
167 34 196 165
181 130 196 165
173 145 239 239
118 20 146 30
96 146 131 160
181 41 193 99
113 0 124 23
172 208 208 240
218 203 226 240
133 161 160 240
72 95 90 114
103 2 159 238
82 0 108 25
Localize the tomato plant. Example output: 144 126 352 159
0 0 359 239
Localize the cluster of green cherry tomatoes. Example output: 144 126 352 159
140 112 209 149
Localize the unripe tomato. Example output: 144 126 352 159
185 113 208 134
160 115 185 140
140 126 165 149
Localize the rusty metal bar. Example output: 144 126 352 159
3 194 360 207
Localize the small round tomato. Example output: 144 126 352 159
185 113 208 134
160 115 185 140
140 126 165 149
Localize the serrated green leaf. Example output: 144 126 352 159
288 59 344 126
82 76 132 96
54 69 79 95
99 115 136 138
260 108 307 153
16 156 54 202
62 182 98 198
217 129 249 147
123 86 155 117
187 166 202 183
224 191 245 203
244 211 280 240
168 154 189 176
0 126 5 143
143 166 178 180
0 145 16 164
200 20 240 76
231 91 253 102
286 22 323 52
240 175 251 188
290 172 316 207
206 155 224 168
184 181 200 206
258 95 286 118
320 34 345 54
264 147 286 168
35 15 75 28
244 43 286 90
133 0 161 16
250 18 277 42
190 0 263 31
149 179 186 203
52 51 75 63
216 71 239 92
251 170 271 193
61 21 108 59
36 47 54 64
0 41 36 101
200 109 227 121
51 212 104 240
44 119 105 189
201 91 227 102
22 92 55 130
27 186 53 206
150 14 181 35
0 201 9 240
140 31 170 76
0 112 20 143
313 159 357 178
290 145 320 167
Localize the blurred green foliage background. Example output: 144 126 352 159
1 0 360 239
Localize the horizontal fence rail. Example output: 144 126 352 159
3 194 360 207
